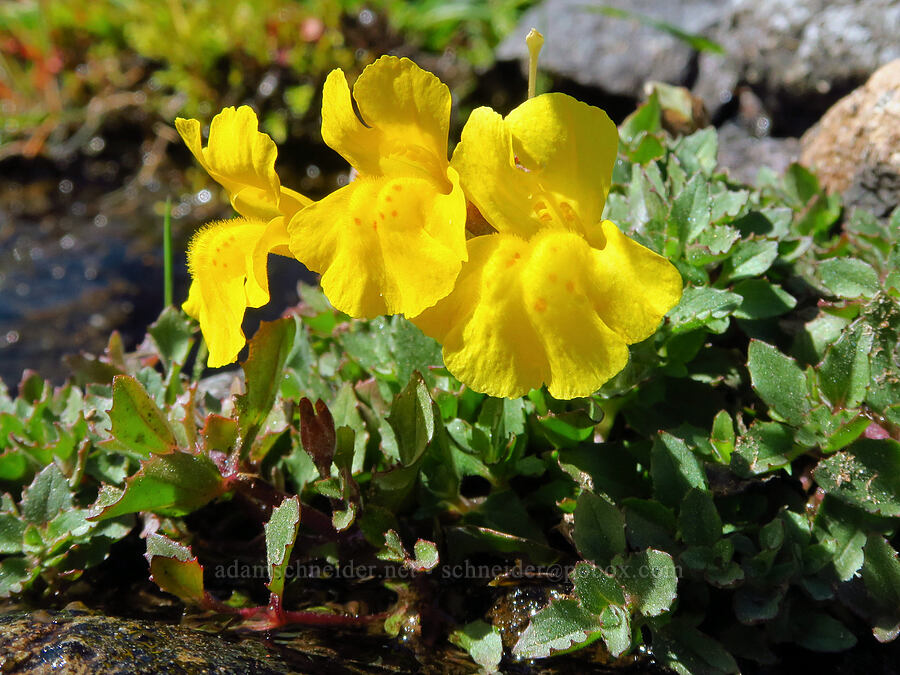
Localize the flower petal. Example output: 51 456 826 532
321 56 451 182
183 217 289 367
450 106 542 238
505 93 617 233
288 169 467 318
451 94 618 241
175 106 310 222
588 220 684 343
416 225 682 399
415 230 632 399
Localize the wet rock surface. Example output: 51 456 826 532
0 609 425 674
800 59 900 217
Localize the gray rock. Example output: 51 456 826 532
716 122 800 186
695 0 900 129
496 0 734 96
500 0 900 137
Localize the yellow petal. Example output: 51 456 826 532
414 228 682 399
287 169 467 318
450 107 543 238
321 56 452 182
175 106 311 222
589 220 684 343
505 93 617 232
450 94 618 241
183 217 289 367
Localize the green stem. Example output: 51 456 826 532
163 196 173 308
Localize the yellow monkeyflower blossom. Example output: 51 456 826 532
414 93 683 399
175 106 311 367
286 56 468 319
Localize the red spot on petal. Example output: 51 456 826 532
386 195 392 202
565 281 575 292
354 217 361 225
392 184 402 192
379 212 386 220
549 273 557 282
534 298 547 312
391 210 398 218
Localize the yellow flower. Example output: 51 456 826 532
175 106 311 367
413 93 683 399
286 56 468 319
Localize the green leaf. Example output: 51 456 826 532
572 561 626 614
791 610 857 652
720 239 779 283
449 620 503 672
673 128 718 176
623 498 677 550
861 535 900 622
145 533 207 605
600 604 631 657
861 296 900 417
670 174 711 248
655 623 740 675
412 539 439 571
667 287 742 334
21 463 72 525
148 307 193 369
0 513 25 554
731 421 795 477
782 163 821 208
709 410 735 463
813 439 900 516
265 495 301 599
678 489 722 546
616 548 678 617
619 90 661 145
108 375 177 457
237 317 297 448
388 372 436 467
512 598 602 659
732 280 797 320
651 433 707 507
819 258 880 299
747 340 811 426
573 491 626 566
0 557 32 598
89 451 226 519
818 321 874 408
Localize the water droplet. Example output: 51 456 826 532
58 179 73 194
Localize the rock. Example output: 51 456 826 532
500 0 900 138
799 59 900 217
496 0 732 97
0 610 293 674
695 0 900 132
717 121 800 186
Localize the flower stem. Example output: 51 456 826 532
163 196 173 307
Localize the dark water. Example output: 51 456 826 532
0 137 330 388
